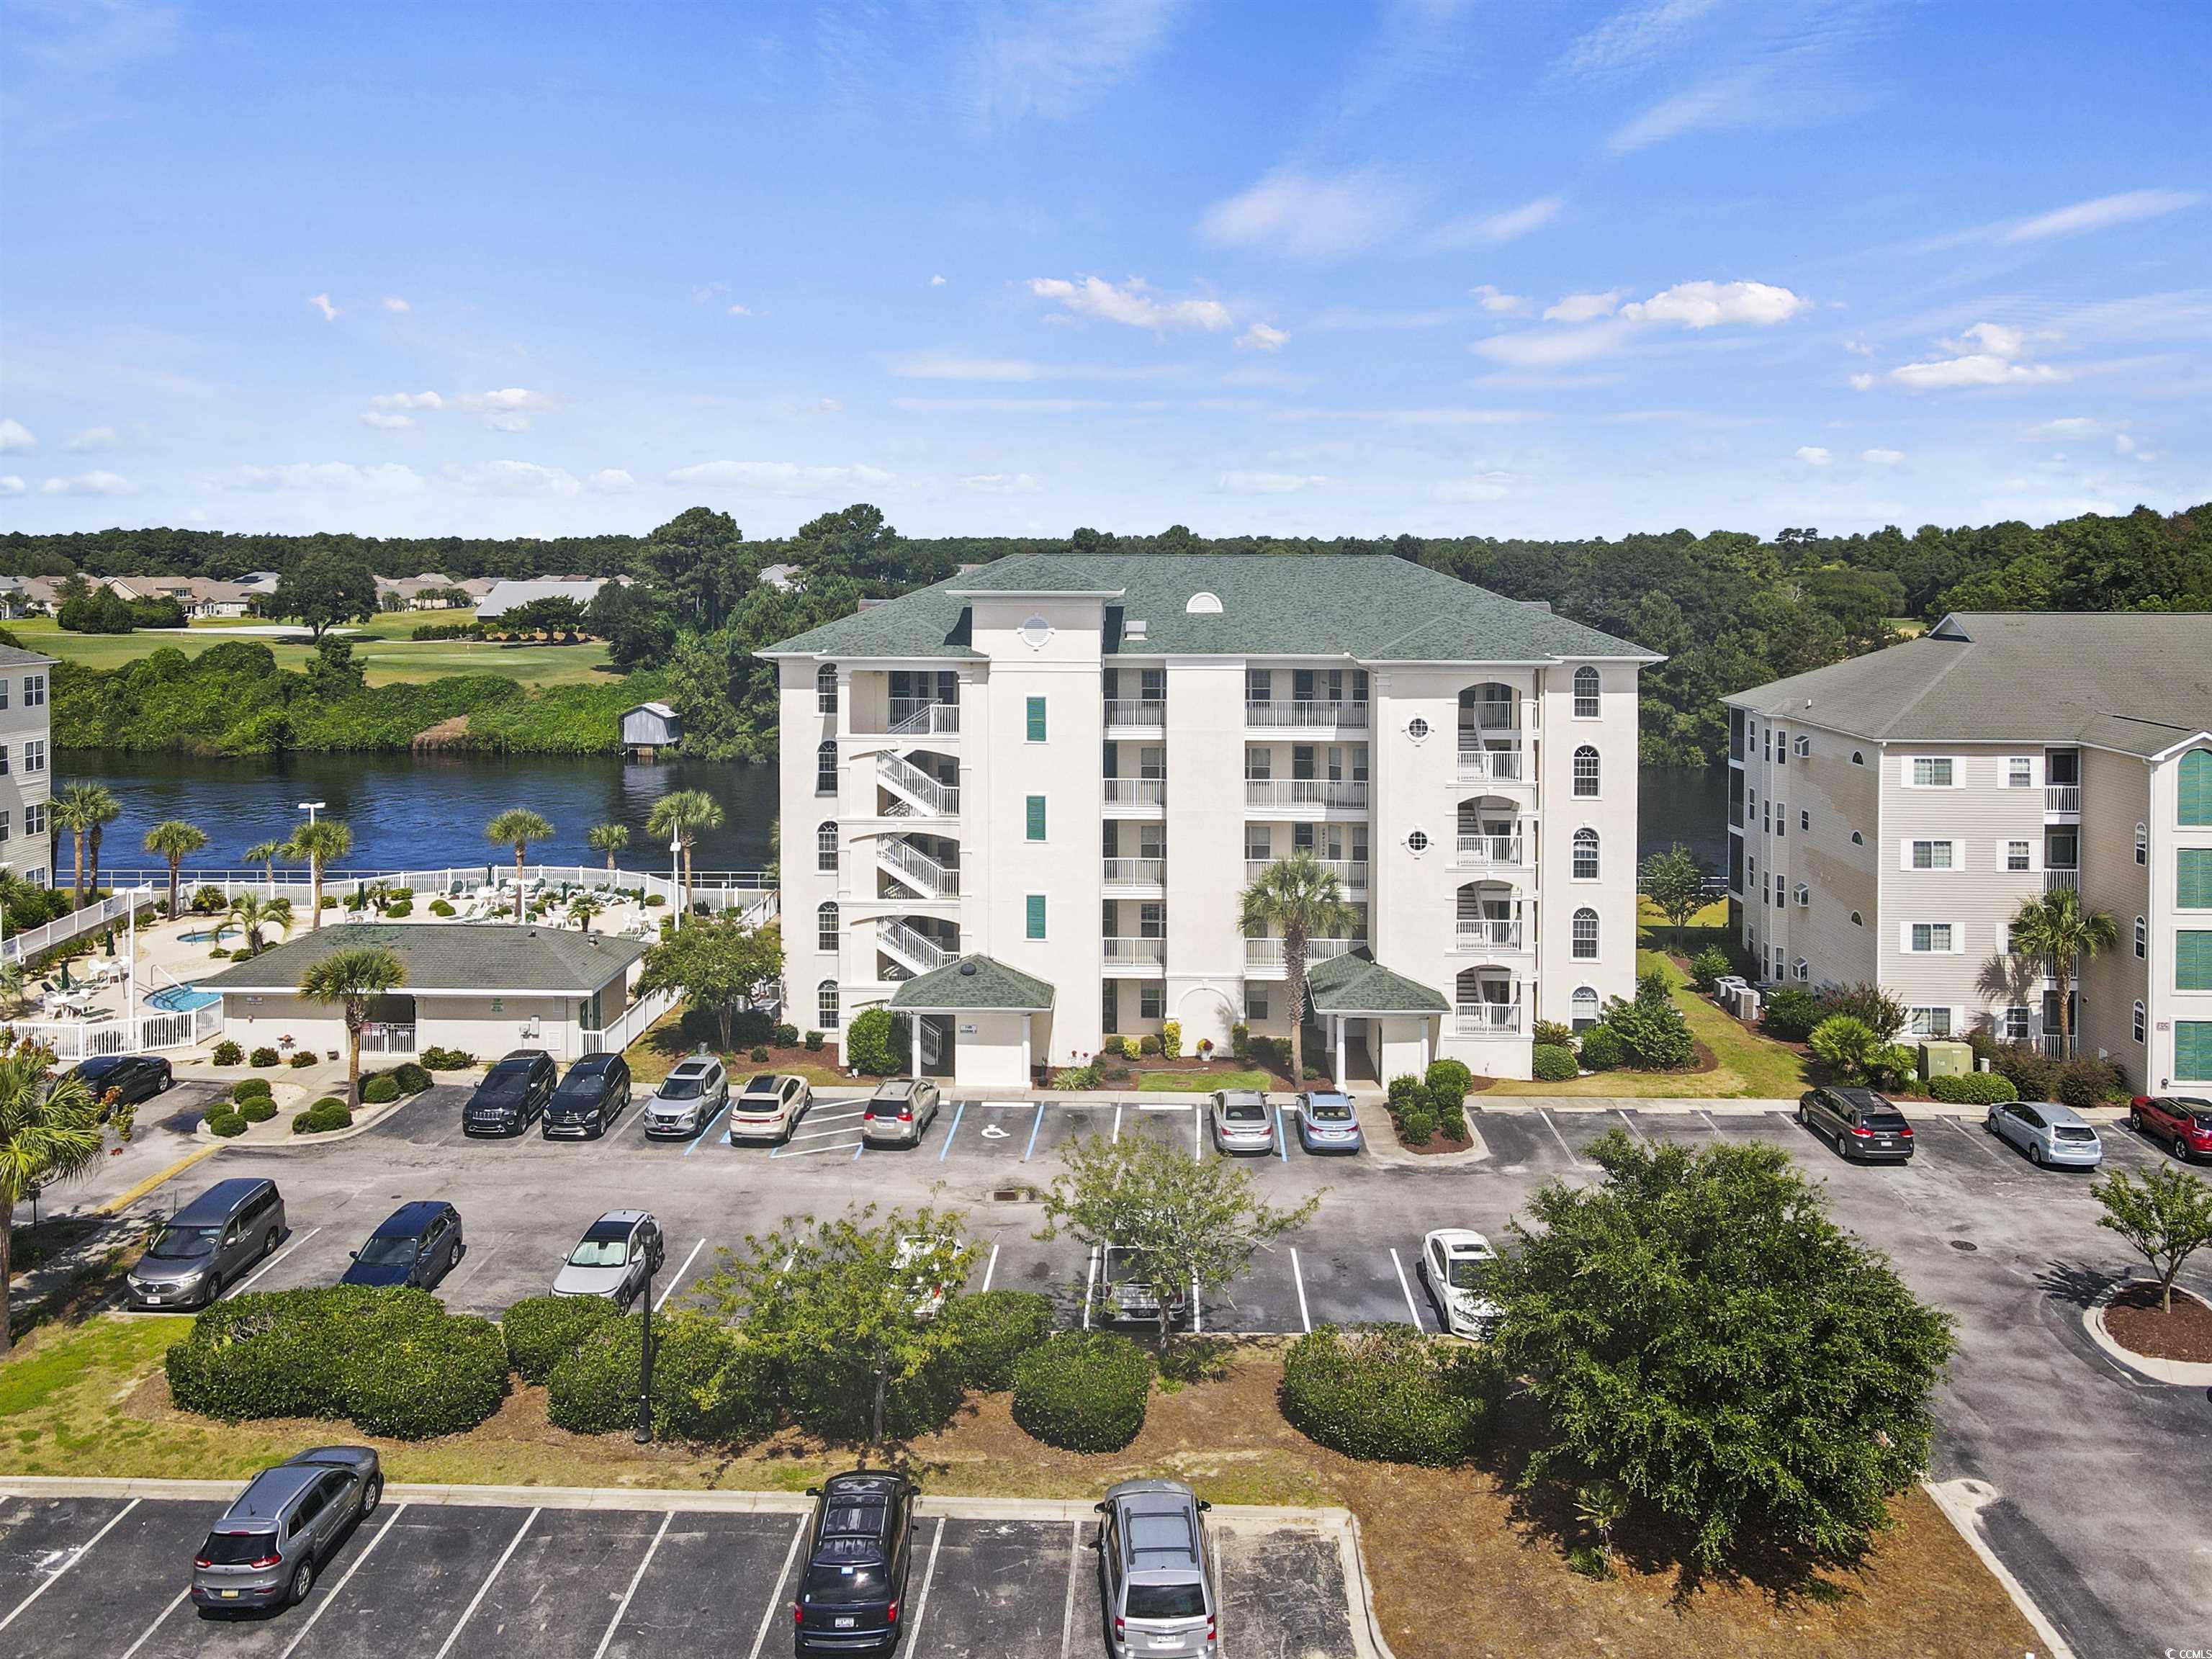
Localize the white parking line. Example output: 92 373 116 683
230 1226 322 1297
785 1116 867 1141
1290 1248 1312 1333
771 1139 866 1159
117 1586 189 1659
747 1514 809 1659
1388 1248 1424 1328
1192 1108 1202 1158
1112 1105 1124 1142
1191 1273 1203 1335
1537 1109 1591 1169
656 1238 707 1310
1211 1527 1230 1659
1615 1109 1649 1144
1058 1519 1084 1659
1696 1110 1727 1141
906 1515 946 1645
431 1506 538 1659
981 1241 1000 1292
590 1508 672 1659
278 1501 406 1659
0 1498 139 1633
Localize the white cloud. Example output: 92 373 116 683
1609 63 1773 153
1027 276 1231 332
1563 0 1722 76
1620 279 1809 328
1435 473 1514 502
1843 335 1874 356
1794 446 1832 466
586 469 638 493
960 0 1182 127
444 461 583 497
2023 416 2105 439
0 477 24 497
929 274 947 287
1197 167 1414 261
1429 196 1562 248
1470 285 1525 314
0 419 37 452
666 460 896 497
2113 433 2138 457
369 391 445 411
307 293 338 322
1885 322 2064 390
40 470 132 495
818 398 845 413
1215 470 1326 494
63 426 121 451
382 296 410 314
457 387 557 431
1473 320 1632 367
1848 372 1876 392
1861 448 1905 465
2003 188 2202 243
727 303 752 317
958 473 1041 494
360 410 413 430
1236 322 1288 353
1544 291 1621 323
229 462 423 494
890 353 1039 382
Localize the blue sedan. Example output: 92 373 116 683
1985 1099 2104 1168
1293 1090 1364 1154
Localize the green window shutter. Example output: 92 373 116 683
2178 1022 2212 1082
2181 848 2212 909
2179 932 2212 992
2182 749 2212 827
1026 696 1046 742
1025 894 1046 939
1025 795 1046 841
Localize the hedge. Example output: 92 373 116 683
1531 1043 1578 1082
546 1312 773 1442
1424 1058 1473 1100
939 1290 1056 1391
1576 1025 1626 1071
207 1109 248 1138
231 1077 273 1102
503 1294 619 1384
346 1315 508 1439
1928 1071 2018 1105
1012 1331 1152 1452
292 1100 353 1135
361 1076 400 1105
390 1062 432 1094
421 1046 476 1071
1280 1324 1499 1467
211 1040 243 1066
238 1094 277 1124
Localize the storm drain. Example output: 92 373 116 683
992 1186 1039 1204
1949 1239 1979 1253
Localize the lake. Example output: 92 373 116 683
65 752 1732 884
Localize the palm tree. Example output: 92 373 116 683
286 819 354 931
1238 852 1357 1087
242 839 288 891
646 790 724 914
486 809 553 922
0 962 28 1019
52 783 118 904
143 819 209 919
2008 885 2121 1058
227 891 293 957
568 891 605 936
587 822 630 876
299 945 405 1110
0 1040 105 1355
81 788 121 900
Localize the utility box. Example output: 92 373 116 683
1919 1040 1972 1082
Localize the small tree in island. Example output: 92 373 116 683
634 917 783 1051
485 809 553 922
299 945 405 1110
2093 1164 2212 1316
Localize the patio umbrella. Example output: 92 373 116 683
58 958 73 991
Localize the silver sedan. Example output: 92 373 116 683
1985 1098 2104 1168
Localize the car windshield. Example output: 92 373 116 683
145 1224 220 1259
1863 1112 1909 1131
2054 1125 2098 1142
357 1234 421 1266
658 1075 706 1100
1305 1100 1354 1123
552 1076 603 1101
486 1061 534 1087
1445 1257 1489 1291
1223 1100 1265 1122
199 1529 276 1566
1126 1582 1208 1620
2177 1100 2212 1125
744 1076 781 1096
804 1557 888 1598
567 1226 631 1268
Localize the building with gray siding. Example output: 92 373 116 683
0 645 55 888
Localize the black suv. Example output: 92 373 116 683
793 1470 917 1654
463 1050 555 1136
1798 1086 1915 1163
544 1053 631 1140
67 1053 174 1112
340 1201 464 1289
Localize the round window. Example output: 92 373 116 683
1407 716 1431 741
1406 830 1429 854
1018 614 1052 649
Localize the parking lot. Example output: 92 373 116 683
0 1491 1362 1659
60 1084 2212 1655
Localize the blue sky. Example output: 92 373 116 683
1 0 2206 543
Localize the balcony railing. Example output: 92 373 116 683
1455 747 1525 783
2044 868 2080 894
1244 937 1358 972
1244 779 1369 811
2046 784 2081 813
1243 858 1367 889
1244 699 1370 729
1102 857 1166 888
360 1022 417 1055
876 918 952 974
1103 778 1166 808
877 837 959 899
1104 699 1165 729
1460 705 1519 731
1454 835 1526 868
1454 1002 1524 1035
876 752 958 817
1102 936 1166 967
1454 917 1527 952
886 698 959 736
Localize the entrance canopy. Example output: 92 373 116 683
887 953 1055 1014
1304 950 1448 1017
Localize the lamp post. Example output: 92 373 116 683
633 1255 656 1444
297 800 326 824
668 829 683 931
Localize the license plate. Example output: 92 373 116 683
219 1590 240 1599
833 1616 855 1629
1148 1639 1180 1650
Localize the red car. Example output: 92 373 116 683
2130 1095 2212 1161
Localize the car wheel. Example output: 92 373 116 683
2128 1107 2141 1131
446 1241 462 1276
359 1474 382 1518
1796 1102 1807 1125
2179 1135 2195 1162
201 1269 222 1307
159 1071 174 1092
287 1557 314 1607
2028 1142 2043 1166
263 1227 279 1259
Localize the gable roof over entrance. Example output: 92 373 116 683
887 954 1055 1013
1304 951 1449 1016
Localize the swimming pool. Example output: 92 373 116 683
179 926 237 944
147 985 222 1013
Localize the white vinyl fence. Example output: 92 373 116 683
581 983 683 1056
96 865 777 921
2 886 157 966
7 1002 224 1061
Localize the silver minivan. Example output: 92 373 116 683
191 1447 381 1611
1097 1479 1217 1658
127 1178 285 1310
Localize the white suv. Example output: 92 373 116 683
643 1056 729 1138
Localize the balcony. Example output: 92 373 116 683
1460 705 1521 732
1103 699 1165 732
1454 1002 1524 1036
1244 858 1367 890
1453 917 1527 953
1244 778 1369 813
887 698 959 735
1455 747 1527 783
1244 699 1370 731
1102 778 1166 812
1244 936 1359 977
1102 857 1166 891
2044 868 2080 894
2046 784 2081 814
1102 936 1166 973
1453 835 1527 871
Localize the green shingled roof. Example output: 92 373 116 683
764 554 1655 663
887 953 1055 1012
196 923 645 996
1304 950 1449 1015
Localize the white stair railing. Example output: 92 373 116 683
877 752 958 816
876 918 951 974
877 837 960 899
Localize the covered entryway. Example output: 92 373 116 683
1304 951 1449 1090
887 954 1055 1090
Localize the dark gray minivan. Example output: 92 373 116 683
127 1178 285 1310
191 1446 382 1611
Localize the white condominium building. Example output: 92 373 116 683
765 554 1655 1089
1725 612 2212 1092
0 644 55 889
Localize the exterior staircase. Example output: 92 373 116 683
876 836 959 899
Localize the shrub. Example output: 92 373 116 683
238 1095 277 1124
2055 1054 2123 1110
1808 1016 1915 1088
249 1046 280 1068
361 1076 400 1105
1577 1025 1626 1071
1982 1040 2055 1100
1816 982 1909 1042
1425 1058 1473 1101
346 1314 508 1439
292 1100 353 1135
773 1023 799 1048
750 1046 770 1062
211 1040 244 1067
1385 1074 1424 1110
428 899 457 917
1532 1043 1578 1082
1434 1102 1470 1143
1532 1019 1576 1048
421 1046 476 1070
1601 974 1697 1070
1053 1064 1101 1091
1160 1020 1182 1060
547 1312 772 1442
1400 1107 1435 1146
230 947 255 961
190 884 228 915
1281 1326 1499 1465
1689 948 1732 992
1761 986 1822 1043
289 1051 318 1069
844 1006 903 1076
230 1077 273 1102
502 1294 618 1383
1928 1071 2019 1105
732 1008 774 1047
1012 1331 1152 1452
1138 1034 1161 1056
391 1062 431 1094
383 901 414 920
804 1030 824 1052
1230 1021 1251 1062
939 1291 1055 1392
207 1108 247 1138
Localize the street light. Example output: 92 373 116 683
297 801 326 823
633 1254 656 1444
668 828 683 931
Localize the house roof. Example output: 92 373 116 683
886 953 1055 1012
0 643 58 667
763 554 1658 665
624 700 676 719
197 923 646 997
1725 611 2212 757
1304 950 1450 1016
477 577 615 615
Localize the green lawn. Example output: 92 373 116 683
1136 1069 1271 1092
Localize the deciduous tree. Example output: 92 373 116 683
634 917 783 1051
2092 1165 2212 1314
269 550 377 639
1637 842 1709 949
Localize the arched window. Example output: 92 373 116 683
1572 827 1599 880
1851 830 1865 845
1572 907 1599 960
1572 746 1600 798
816 739 838 794
817 900 839 953
1570 986 1600 1031
1851 910 1863 926
2182 749 2212 827
2134 1000 2147 1043
1572 666 1600 718
817 980 840 1030
817 664 838 715
2136 822 2149 865
2135 915 2147 958
817 822 838 873
1851 750 1865 766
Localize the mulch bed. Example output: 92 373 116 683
2105 1285 2212 1363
